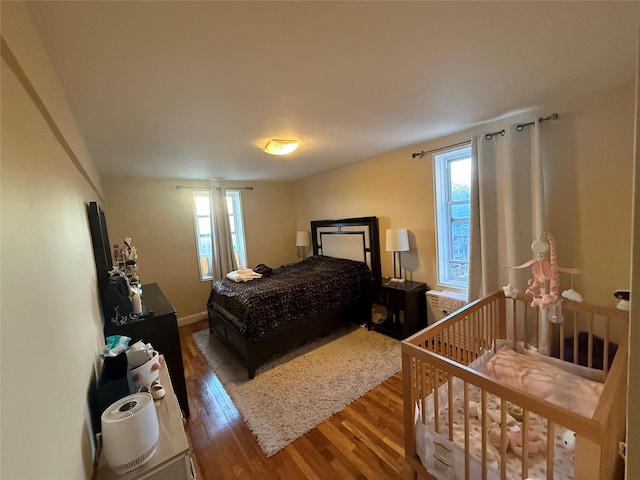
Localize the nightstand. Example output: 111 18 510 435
368 278 428 339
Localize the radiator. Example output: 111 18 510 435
426 289 468 323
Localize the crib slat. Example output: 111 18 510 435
464 315 470 365
521 300 529 351
470 313 475 364
464 381 470 480
500 399 507 480
483 301 488 350
419 360 426 424
522 410 530 479
546 421 555 480
452 322 458 362
534 306 540 349
500 404 509 480
479 309 484 356
470 311 476 361
448 375 454 442
603 317 610 376
481 390 487 480
432 364 439 434
480 308 484 354
588 314 594 368
512 302 517 351
573 313 579 364
490 302 496 350
546 310 552 355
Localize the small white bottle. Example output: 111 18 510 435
131 287 143 314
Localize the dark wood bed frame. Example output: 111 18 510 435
207 216 381 378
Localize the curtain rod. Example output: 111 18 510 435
486 113 559 139
411 140 471 159
175 185 253 190
484 129 506 140
413 112 562 152
515 113 559 132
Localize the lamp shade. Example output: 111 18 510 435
296 230 311 247
386 228 409 252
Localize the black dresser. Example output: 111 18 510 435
103 283 190 418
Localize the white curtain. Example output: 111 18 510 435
209 180 237 280
468 121 546 301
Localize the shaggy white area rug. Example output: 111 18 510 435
192 324 401 456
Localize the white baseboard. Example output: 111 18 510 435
177 310 208 327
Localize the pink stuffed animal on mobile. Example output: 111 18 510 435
503 232 581 323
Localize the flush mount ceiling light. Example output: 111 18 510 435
262 139 299 156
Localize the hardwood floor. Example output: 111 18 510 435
179 320 413 480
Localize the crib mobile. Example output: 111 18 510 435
502 231 582 323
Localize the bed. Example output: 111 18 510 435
207 216 382 378
402 290 628 480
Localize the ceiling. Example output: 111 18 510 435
28 1 638 182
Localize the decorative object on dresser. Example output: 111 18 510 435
95 363 195 479
207 216 381 378
192 323 400 457
385 228 410 282
368 278 427 339
295 229 311 259
104 283 190 418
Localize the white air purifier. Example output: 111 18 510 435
101 392 159 473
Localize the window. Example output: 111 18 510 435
434 145 472 289
193 193 212 279
193 190 247 281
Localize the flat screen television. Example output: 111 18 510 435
87 201 113 296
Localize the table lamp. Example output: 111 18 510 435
296 230 311 259
386 228 409 283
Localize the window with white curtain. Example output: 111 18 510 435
434 145 472 289
193 189 247 281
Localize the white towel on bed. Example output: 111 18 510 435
227 269 262 282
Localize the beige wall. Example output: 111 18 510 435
626 28 640 478
102 178 296 320
1 2 105 478
294 144 437 285
295 83 635 308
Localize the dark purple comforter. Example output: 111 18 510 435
207 255 372 342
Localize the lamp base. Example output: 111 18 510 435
386 277 406 284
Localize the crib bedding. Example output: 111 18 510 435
486 345 604 418
207 255 372 342
417 382 575 480
416 345 605 480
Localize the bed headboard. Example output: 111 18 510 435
310 216 381 282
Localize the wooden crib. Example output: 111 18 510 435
402 290 628 480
